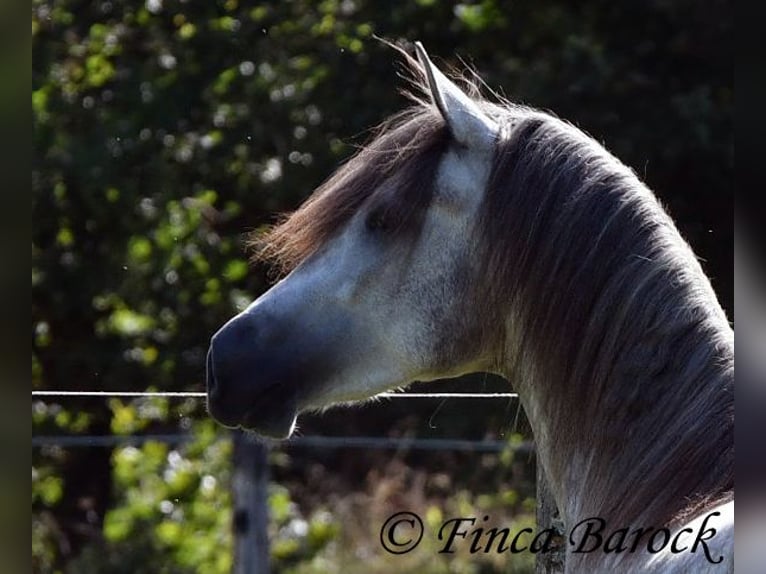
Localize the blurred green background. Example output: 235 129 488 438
32 1 732 572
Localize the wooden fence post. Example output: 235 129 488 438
232 431 270 574
535 463 565 574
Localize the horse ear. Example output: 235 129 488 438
414 41 498 150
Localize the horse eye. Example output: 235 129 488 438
365 208 392 233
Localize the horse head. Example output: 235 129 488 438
206 44 504 437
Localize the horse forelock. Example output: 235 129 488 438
251 105 450 277
250 49 506 277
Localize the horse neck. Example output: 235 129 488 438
502 218 734 530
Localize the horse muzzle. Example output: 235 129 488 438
205 312 300 439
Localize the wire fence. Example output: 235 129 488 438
32 389 524 452
31 433 532 452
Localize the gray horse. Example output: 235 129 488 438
207 43 733 573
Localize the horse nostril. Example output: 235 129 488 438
206 314 260 424
206 344 244 428
206 348 218 396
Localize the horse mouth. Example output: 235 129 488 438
207 390 298 439
238 405 297 439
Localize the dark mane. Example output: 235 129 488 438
252 106 449 275
480 112 733 527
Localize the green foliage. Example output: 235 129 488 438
32 0 731 572
68 421 233 574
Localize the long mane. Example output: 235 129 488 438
480 111 733 527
